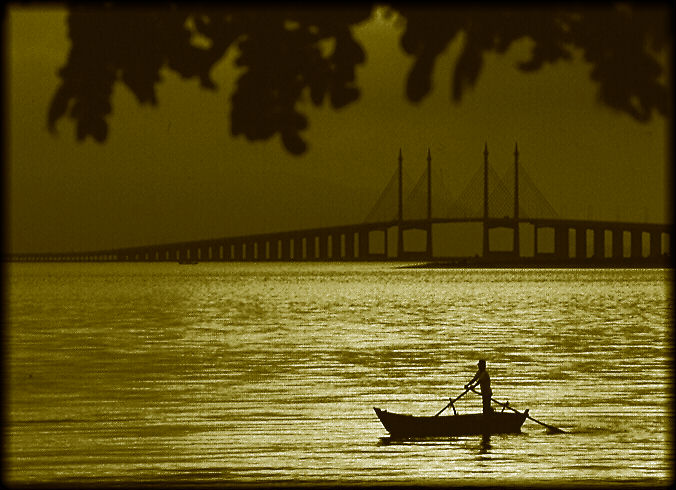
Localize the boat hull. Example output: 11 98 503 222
374 407 527 437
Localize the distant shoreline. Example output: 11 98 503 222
401 256 673 269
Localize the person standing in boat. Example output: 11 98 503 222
465 359 494 414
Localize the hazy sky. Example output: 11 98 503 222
6 5 671 254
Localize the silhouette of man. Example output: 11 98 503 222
465 359 494 414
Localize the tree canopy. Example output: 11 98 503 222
48 3 670 155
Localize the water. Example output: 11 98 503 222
4 262 673 486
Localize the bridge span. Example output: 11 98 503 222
7 145 672 264
7 217 672 264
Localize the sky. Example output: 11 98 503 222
5 4 671 254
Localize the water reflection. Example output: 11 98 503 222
378 436 455 446
479 434 492 454
377 433 494 454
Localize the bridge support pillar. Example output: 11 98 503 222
593 228 605 259
281 238 290 261
650 231 662 258
396 226 404 258
383 228 389 259
306 236 316 260
331 233 341 260
575 227 586 259
345 232 355 260
318 234 329 260
631 231 643 259
268 240 277 260
293 237 303 261
397 226 404 259
554 226 568 260
612 228 623 259
533 225 538 255
358 231 368 260
426 224 433 259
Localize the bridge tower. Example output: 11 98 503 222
426 148 433 258
482 143 489 257
395 148 434 259
397 148 404 259
481 143 522 259
513 142 520 257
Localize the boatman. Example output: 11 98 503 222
465 359 494 414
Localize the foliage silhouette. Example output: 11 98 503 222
48 3 670 155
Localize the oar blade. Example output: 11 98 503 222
525 412 567 434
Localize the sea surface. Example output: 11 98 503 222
4 262 673 486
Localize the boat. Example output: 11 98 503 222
373 407 528 437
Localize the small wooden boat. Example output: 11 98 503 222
374 407 528 437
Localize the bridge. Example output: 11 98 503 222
8 144 672 264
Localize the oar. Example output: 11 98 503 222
434 385 473 416
469 387 566 434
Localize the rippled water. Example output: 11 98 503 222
4 263 673 485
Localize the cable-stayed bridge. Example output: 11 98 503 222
9 145 672 264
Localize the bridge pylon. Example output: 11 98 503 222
513 142 520 257
482 142 521 260
426 148 433 259
396 148 434 260
482 143 490 257
397 148 404 259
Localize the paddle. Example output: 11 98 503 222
469 386 566 434
434 385 473 416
